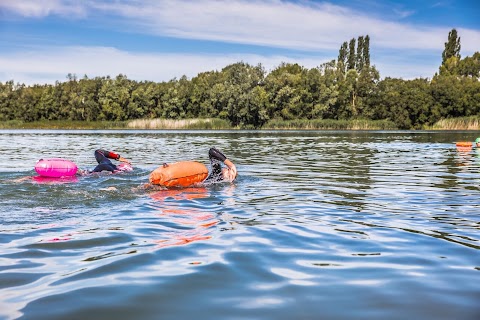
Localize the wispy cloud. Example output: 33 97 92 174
2 0 479 52
0 0 478 84
0 0 85 18
393 8 416 19
0 46 326 84
0 45 439 85
90 0 462 51
431 1 449 8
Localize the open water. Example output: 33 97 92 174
0 130 479 320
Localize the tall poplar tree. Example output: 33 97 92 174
442 29 461 65
356 36 364 72
347 38 356 70
337 41 348 75
363 35 370 67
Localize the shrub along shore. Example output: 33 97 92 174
1 29 479 131
1 117 479 130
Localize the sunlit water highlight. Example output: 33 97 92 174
0 130 479 320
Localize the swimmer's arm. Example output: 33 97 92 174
224 159 237 181
209 147 227 162
118 156 131 164
209 147 237 181
11 176 32 183
99 149 131 164
76 169 89 175
98 149 122 161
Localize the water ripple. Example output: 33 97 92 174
0 130 479 320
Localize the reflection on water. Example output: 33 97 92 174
149 188 219 248
0 130 479 320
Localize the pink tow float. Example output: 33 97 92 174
34 158 78 178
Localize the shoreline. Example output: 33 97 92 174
1 118 480 131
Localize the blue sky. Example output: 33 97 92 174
1 0 479 85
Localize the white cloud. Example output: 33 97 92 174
0 0 85 17
2 0 478 53
393 8 416 19
0 45 438 85
87 0 480 53
456 28 480 55
0 46 324 84
0 0 477 83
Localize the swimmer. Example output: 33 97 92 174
475 137 480 148
204 147 237 183
78 149 131 174
145 147 237 189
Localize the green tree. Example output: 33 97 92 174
235 86 269 128
356 36 365 72
336 69 358 119
431 74 471 119
127 81 158 119
77 76 103 121
264 63 304 120
442 29 461 65
457 52 480 78
190 71 222 118
98 74 132 121
307 62 338 119
370 78 433 129
0 81 15 121
337 41 348 78
440 29 462 75
220 62 265 126
37 85 59 120
363 35 370 67
348 38 356 70
159 79 182 119
14 84 40 122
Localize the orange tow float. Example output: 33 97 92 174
455 142 472 147
149 161 208 188
455 141 473 153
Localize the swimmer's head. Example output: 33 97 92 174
475 137 480 144
222 159 238 182
222 168 237 182
117 163 133 172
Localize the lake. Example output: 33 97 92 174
0 130 479 320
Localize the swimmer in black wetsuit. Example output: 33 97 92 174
204 147 237 183
144 147 236 189
79 149 131 174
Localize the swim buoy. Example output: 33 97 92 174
456 142 472 147
35 158 78 177
149 161 208 188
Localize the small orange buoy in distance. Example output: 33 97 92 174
456 141 473 153
455 142 472 147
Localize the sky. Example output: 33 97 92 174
0 0 479 85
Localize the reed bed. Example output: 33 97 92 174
431 117 480 130
263 119 397 130
127 118 232 130
4 117 480 131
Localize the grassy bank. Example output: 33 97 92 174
0 120 127 129
262 119 398 130
0 118 232 130
4 117 480 130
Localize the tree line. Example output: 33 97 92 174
0 29 479 129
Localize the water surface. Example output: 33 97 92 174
0 130 479 319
